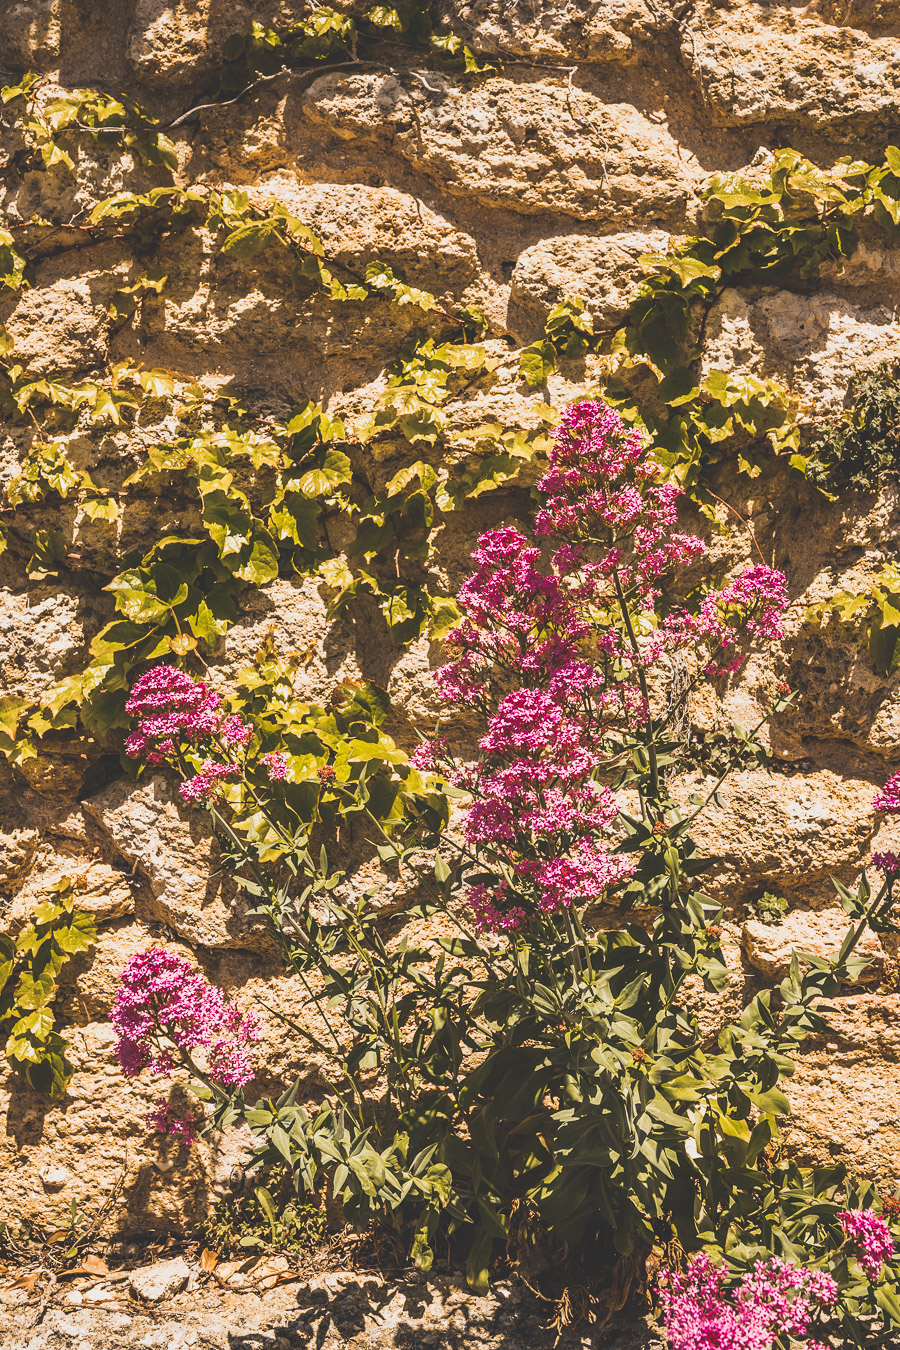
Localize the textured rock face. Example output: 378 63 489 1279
679 1 900 128
3 1269 664 1349
301 73 696 223
509 231 670 340
1 0 900 1250
127 0 250 89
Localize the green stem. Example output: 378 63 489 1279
611 569 660 802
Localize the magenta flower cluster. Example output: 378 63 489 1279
658 1252 837 1350
260 750 289 781
839 1208 894 1280
179 759 241 800
112 947 260 1091
874 773 900 813
426 400 788 932
124 665 254 800
871 851 900 874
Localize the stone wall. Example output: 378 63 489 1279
2 0 900 1240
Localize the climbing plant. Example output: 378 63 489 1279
2 52 900 767
807 358 900 494
0 879 97 1099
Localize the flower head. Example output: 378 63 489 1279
260 751 289 781
146 1098 204 1146
179 759 241 801
874 774 900 814
125 665 223 762
839 1208 894 1279
658 1253 836 1350
112 948 260 1092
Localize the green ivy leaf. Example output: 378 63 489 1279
519 340 556 387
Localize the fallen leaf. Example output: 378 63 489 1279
59 1256 110 1280
12 1271 43 1294
200 1249 219 1273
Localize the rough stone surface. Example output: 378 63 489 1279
300 74 697 224
0 0 61 67
127 0 250 89
509 231 670 340
700 286 900 414
128 1255 190 1302
81 775 272 952
679 1 900 128
742 907 885 982
685 768 876 906
1 1270 665 1349
435 0 671 65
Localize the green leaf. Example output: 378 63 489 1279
81 496 119 523
296 451 353 497
53 913 97 956
220 222 275 260
519 340 555 387
270 1123 294 1165
465 1230 493 1293
658 368 701 406
234 528 279 585
319 557 354 590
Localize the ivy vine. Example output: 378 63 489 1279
2 50 900 768
0 879 97 1099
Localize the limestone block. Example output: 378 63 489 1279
0 0 61 68
127 0 250 89
774 534 900 754
680 2 900 128
6 856 136 933
1 264 114 377
700 287 900 415
785 993 900 1185
82 776 272 951
742 907 884 982
434 0 669 63
809 0 898 27
257 179 481 303
508 230 669 340
684 768 875 905
0 588 87 702
301 74 696 224
57 919 156 1023
128 226 428 394
0 1019 228 1234
129 1256 190 1302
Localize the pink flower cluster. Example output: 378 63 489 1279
260 751 289 781
112 947 260 1090
839 1208 894 1280
658 1252 837 1350
427 400 788 932
179 759 241 801
124 664 300 802
125 666 227 763
125 664 254 779
874 774 900 813
871 851 900 874
409 737 449 772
